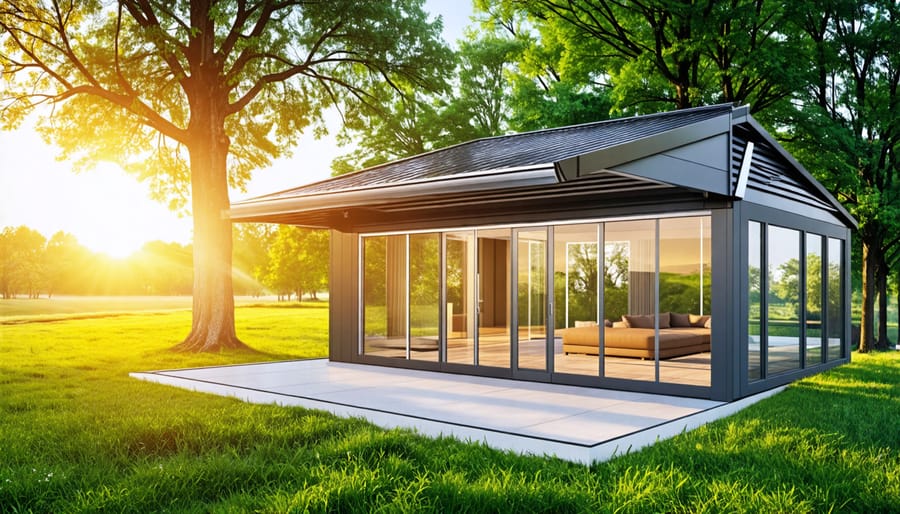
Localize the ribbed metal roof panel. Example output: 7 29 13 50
732 127 836 213
250 104 734 200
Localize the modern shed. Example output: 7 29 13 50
230 104 856 402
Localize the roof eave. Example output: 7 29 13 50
228 165 559 222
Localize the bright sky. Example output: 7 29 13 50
0 1 474 258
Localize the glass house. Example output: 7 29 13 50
230 104 856 401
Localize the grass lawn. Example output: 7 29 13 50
1 303 899 512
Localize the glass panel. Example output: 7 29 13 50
477 228 511 368
827 238 844 361
409 233 440 361
604 220 656 382
446 231 475 365
516 228 547 371
363 235 407 358
748 221 762 381
553 224 600 376
805 234 823 366
659 217 711 387
767 226 801 375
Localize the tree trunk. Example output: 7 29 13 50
877 258 890 349
859 242 877 353
171 107 247 353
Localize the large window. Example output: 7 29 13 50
767 225 801 375
553 224 600 376
477 228 511 368
659 216 711 387
363 235 407 357
806 234 824 366
748 221 762 381
604 219 657 382
360 214 713 389
827 238 844 361
446 231 475 365
517 227 548 371
410 233 440 361
747 221 845 381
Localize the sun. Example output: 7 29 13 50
62 164 194 258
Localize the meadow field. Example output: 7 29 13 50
1 297 899 512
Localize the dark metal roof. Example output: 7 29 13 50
230 103 856 231
247 103 734 199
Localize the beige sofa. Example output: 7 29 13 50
562 313 710 359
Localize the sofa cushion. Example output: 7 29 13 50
670 312 692 327
623 314 652 328
623 313 670 329
690 314 710 328
658 312 671 329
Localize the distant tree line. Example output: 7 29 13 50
0 224 327 300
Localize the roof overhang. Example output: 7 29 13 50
229 164 558 222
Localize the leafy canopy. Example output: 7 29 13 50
1 0 453 210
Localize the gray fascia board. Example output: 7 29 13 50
556 113 732 181
744 116 858 229
228 165 559 221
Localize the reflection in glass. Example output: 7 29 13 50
827 238 843 361
516 228 547 371
805 234 823 366
554 224 600 376
659 217 711 387
604 220 656 382
748 222 761 380
446 231 475 365
409 233 440 361
477 228 511 368
767 225 801 375
363 235 407 358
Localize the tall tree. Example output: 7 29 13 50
1 1 451 351
481 0 799 114
778 0 900 351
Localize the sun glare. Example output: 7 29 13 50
0 125 193 258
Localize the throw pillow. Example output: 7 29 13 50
690 314 710 328
704 317 712 329
604 319 613 327
623 314 654 329
670 312 692 327
574 320 598 328
658 312 671 329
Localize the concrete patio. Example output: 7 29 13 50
131 359 782 464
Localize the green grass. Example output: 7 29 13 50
1 304 899 512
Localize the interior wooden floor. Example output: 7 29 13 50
365 333 711 387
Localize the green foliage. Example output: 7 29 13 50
480 0 801 114
0 0 454 205
331 34 520 173
264 226 329 301
0 226 47 299
1 309 899 511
